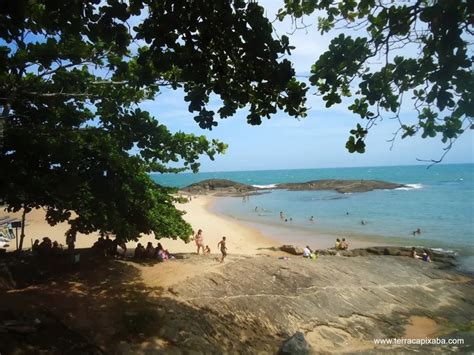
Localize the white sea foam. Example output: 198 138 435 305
252 184 277 189
395 183 423 191
430 248 457 255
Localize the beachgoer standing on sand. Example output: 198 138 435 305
217 236 227 263
280 211 284 220
195 229 204 254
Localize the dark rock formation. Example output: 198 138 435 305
181 179 258 196
275 179 405 193
181 178 406 196
278 331 311 355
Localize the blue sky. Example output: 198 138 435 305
143 1 473 172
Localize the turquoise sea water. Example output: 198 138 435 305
151 164 474 272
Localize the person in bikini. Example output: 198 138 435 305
195 229 204 254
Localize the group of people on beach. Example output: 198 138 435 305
32 237 63 257
194 229 227 263
134 241 172 261
91 235 127 257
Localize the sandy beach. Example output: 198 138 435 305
1 194 383 256
1 195 281 255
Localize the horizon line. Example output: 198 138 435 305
151 161 473 175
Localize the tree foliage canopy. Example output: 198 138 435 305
0 0 472 244
0 0 307 243
280 0 473 156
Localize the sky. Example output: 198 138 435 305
141 1 473 172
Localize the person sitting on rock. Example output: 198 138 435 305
340 238 349 250
422 251 432 263
157 248 170 261
303 245 312 258
134 243 145 259
155 242 163 258
51 241 63 255
37 237 53 257
104 235 114 256
145 242 155 258
335 238 341 250
410 247 421 259
92 236 106 255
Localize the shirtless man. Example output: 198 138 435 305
217 236 227 263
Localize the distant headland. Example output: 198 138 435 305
180 178 406 196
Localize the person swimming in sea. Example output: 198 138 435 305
309 216 314 222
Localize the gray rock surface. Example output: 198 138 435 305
276 179 405 193
146 254 474 353
312 246 457 267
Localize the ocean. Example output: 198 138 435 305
151 164 474 272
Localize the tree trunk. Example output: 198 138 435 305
18 208 27 251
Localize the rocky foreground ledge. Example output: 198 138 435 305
1 249 472 353
155 251 473 353
181 178 406 196
278 245 458 267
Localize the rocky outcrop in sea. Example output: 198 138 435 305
181 178 406 196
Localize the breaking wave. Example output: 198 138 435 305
252 184 278 189
395 183 423 191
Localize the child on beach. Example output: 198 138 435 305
217 236 227 263
204 245 211 254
